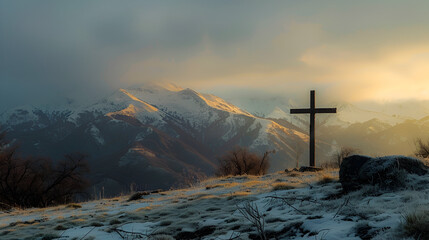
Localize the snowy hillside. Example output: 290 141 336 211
1 169 427 239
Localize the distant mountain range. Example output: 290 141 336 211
1 83 428 195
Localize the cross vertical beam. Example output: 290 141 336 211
310 90 315 167
290 90 336 167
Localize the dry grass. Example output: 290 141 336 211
127 191 150 202
109 219 121 225
271 182 296 191
317 174 337 185
223 191 251 200
193 194 219 200
205 184 222 190
421 158 429 167
241 180 265 188
204 182 239 190
135 206 153 212
286 172 301 177
151 235 175 240
403 211 429 239
66 203 82 209
54 225 68 230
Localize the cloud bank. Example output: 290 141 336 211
1 1 429 109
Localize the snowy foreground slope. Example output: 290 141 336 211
1 170 428 240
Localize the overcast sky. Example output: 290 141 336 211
1 1 429 110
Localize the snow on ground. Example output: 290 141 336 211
0 170 427 239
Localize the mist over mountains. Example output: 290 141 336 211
1 83 427 195
221 93 429 156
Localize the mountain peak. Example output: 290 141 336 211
129 82 184 93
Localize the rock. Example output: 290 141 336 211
340 155 429 192
299 166 323 172
339 155 373 191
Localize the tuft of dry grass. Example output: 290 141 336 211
90 222 104 227
224 191 251 200
403 211 429 239
421 158 429 167
66 203 82 209
205 184 223 190
287 172 301 177
54 225 68 230
317 175 336 185
242 180 265 188
271 182 296 191
71 218 86 223
127 191 150 202
205 182 239 190
151 235 175 240
109 219 121 225
136 206 158 212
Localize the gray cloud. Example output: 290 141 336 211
2 1 429 110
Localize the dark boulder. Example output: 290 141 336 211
340 155 429 192
339 155 373 191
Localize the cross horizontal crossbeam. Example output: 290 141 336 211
290 108 336 114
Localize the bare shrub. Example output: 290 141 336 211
323 146 358 168
415 138 429 160
0 132 89 208
216 147 274 176
237 202 266 240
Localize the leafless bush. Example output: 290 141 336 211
323 147 358 168
415 138 429 160
0 132 89 208
237 202 266 240
216 147 274 176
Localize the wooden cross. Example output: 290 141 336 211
290 90 336 167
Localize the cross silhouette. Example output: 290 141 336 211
290 90 336 167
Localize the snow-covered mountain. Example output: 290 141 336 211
0 83 318 195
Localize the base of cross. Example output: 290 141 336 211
285 166 324 173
